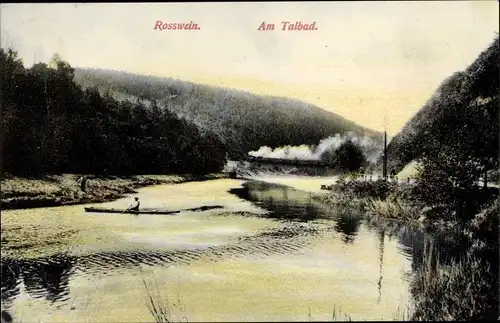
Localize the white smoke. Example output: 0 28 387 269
248 132 383 164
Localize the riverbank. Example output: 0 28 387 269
312 177 498 234
1 173 229 210
312 177 499 321
240 174 340 193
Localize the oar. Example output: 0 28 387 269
123 206 136 214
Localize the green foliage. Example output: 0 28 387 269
333 178 395 200
468 198 499 244
319 179 423 222
73 68 382 158
414 151 499 223
367 198 421 222
321 140 367 172
381 36 499 224
386 36 499 175
335 140 367 172
1 48 227 176
410 254 498 321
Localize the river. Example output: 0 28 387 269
0 177 467 322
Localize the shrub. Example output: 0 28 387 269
320 139 367 172
468 197 499 244
332 178 395 200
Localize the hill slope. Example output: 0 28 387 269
73 68 382 157
386 37 499 173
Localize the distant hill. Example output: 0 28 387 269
386 36 499 173
73 68 382 157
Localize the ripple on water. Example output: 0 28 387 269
1 179 436 321
1 220 324 310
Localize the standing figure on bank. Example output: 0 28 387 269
77 175 89 193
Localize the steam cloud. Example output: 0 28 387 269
248 132 383 164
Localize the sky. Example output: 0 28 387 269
1 1 498 135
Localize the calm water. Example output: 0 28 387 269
1 178 468 322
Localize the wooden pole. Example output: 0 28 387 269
383 130 387 180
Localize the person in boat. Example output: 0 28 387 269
127 197 140 211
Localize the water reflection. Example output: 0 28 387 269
377 228 385 304
1 259 21 305
334 212 362 244
364 216 472 272
22 256 75 303
230 181 365 244
229 181 330 222
1 255 75 304
0 224 314 305
1 310 13 323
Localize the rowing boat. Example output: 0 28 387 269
84 207 180 215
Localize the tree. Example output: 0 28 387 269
321 140 367 172
1 48 26 174
1 47 228 177
412 37 499 223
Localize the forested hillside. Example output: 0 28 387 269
73 68 382 157
1 50 227 176
386 37 499 175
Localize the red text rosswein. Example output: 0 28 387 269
154 21 200 30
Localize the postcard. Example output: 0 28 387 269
1 2 498 322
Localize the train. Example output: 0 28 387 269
244 155 334 168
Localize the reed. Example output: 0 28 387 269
367 198 421 222
331 305 353 322
410 249 498 321
142 277 189 323
328 303 413 321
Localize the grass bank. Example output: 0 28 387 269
314 176 499 321
314 178 424 225
1 173 229 210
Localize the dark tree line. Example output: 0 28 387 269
1 49 228 177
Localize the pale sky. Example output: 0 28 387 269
1 2 498 135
